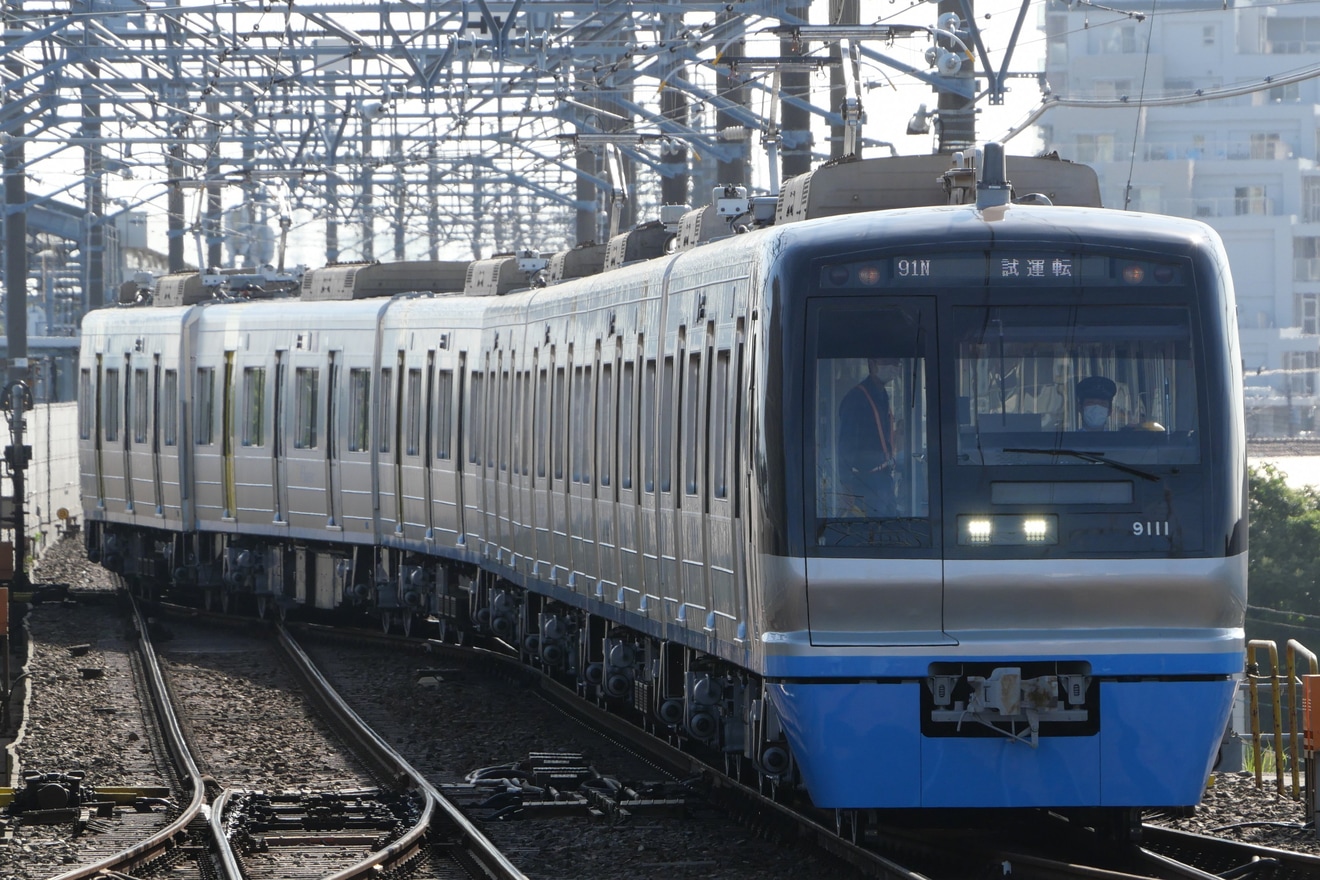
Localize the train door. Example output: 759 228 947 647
151 357 164 515
615 339 642 605
82 362 104 508
551 347 572 582
511 354 534 570
121 355 134 512
273 352 287 523
400 358 428 540
676 326 712 632
803 297 948 646
222 351 236 520
326 351 341 528
490 351 507 555
655 333 683 620
567 348 596 594
531 350 552 577
431 358 457 543
593 337 620 599
637 343 661 618
461 354 487 548
129 362 154 515
454 352 468 545
423 351 436 541
707 322 747 643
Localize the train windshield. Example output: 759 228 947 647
810 299 935 548
955 305 1200 466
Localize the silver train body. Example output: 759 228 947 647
79 153 1246 816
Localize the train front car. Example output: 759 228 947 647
759 200 1245 820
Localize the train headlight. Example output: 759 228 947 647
958 515 1058 546
965 518 993 543
1022 518 1050 542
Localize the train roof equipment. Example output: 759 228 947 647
301 261 470 301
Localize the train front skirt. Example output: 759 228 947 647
769 663 1238 809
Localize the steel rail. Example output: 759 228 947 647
275 624 529 880
49 595 215 880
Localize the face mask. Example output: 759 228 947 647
1082 404 1109 429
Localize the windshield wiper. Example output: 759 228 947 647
1002 447 1160 482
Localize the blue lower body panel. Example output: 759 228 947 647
769 672 1237 809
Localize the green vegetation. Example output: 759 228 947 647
1247 464 1320 643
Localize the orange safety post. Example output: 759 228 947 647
1287 641 1319 799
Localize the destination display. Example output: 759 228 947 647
820 254 1184 289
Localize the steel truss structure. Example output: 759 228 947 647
1 0 1038 321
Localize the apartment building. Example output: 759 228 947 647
1040 0 1320 436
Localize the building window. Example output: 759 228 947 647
1203 25 1216 46
1299 294 1320 335
1250 133 1284 160
1076 133 1115 164
1265 17 1320 53
1295 238 1320 282
1235 186 1267 216
1288 351 1319 396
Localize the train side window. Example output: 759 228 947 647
348 368 370 452
105 369 120 443
642 358 656 492
378 368 393 453
536 368 548 479
684 352 701 495
436 369 454 460
133 369 149 444
193 367 212 445
79 369 94 440
163 370 178 446
498 369 510 471
469 370 485 466
487 369 498 468
711 350 730 499
659 356 674 493
243 367 266 447
510 370 522 474
598 362 613 488
294 367 319 449
520 371 532 475
619 361 635 490
572 365 592 484
406 368 423 456
553 366 566 480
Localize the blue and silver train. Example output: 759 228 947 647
79 146 1246 824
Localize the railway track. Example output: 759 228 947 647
16 596 522 880
13 583 1318 880
282 619 1320 880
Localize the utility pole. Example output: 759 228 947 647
4 0 32 590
